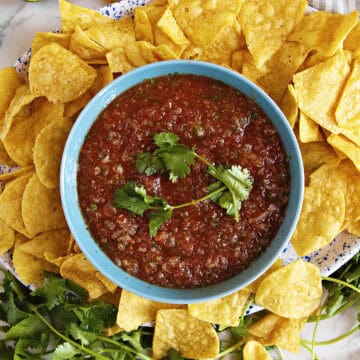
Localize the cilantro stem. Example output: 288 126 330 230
310 311 322 360
195 153 213 167
96 335 152 360
300 341 320 360
170 185 227 209
215 339 245 359
321 276 360 294
33 308 109 360
301 325 360 346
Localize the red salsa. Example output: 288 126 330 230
78 74 290 289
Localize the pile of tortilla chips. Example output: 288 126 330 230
0 0 359 358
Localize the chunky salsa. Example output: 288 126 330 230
77 74 290 289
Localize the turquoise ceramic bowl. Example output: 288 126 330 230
60 60 304 304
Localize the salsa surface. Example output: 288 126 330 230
78 74 290 289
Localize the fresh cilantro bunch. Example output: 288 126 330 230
0 271 152 359
114 132 253 236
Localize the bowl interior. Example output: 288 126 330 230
60 60 304 304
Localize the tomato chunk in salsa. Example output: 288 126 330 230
78 74 290 289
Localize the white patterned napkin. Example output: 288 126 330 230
309 0 360 12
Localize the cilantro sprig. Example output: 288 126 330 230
115 132 253 236
0 271 152 360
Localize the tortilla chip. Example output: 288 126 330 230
64 91 92 118
344 21 360 59
0 173 33 237
86 17 136 51
106 47 135 74
29 43 97 104
60 253 109 299
279 85 298 129
152 309 219 359
243 340 271 360
17 228 71 261
243 259 283 294
238 0 307 67
89 66 113 96
13 233 58 286
310 161 360 223
293 51 350 133
69 25 107 61
169 0 240 48
22 173 67 237
256 42 309 102
327 134 360 172
0 141 16 167
134 8 154 42
0 166 34 182
33 117 72 189
0 218 15 256
188 290 249 327
346 221 360 237
291 185 345 256
95 272 118 293
299 141 340 185
255 260 322 318
298 112 323 143
59 0 114 33
289 11 359 57
31 32 71 55
335 59 360 127
116 289 184 332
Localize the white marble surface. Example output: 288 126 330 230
0 1 359 359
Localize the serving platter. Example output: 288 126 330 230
1 0 360 299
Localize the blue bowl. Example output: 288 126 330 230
60 60 303 304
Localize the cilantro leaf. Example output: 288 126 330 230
207 165 253 221
5 314 48 340
136 132 196 182
52 342 83 360
149 209 173 237
32 271 88 310
69 323 97 346
114 181 153 215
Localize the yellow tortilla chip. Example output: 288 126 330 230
249 313 307 353
106 47 135 74
95 272 118 293
238 0 307 67
33 117 72 189
17 228 71 260
64 91 92 118
327 134 360 172
69 25 107 61
89 66 113 96
231 50 245 73
31 32 71 55
255 260 322 318
86 17 136 51
310 161 360 223
0 166 34 182
116 289 183 332
152 309 219 360
60 253 109 299
335 59 360 127
0 140 16 167
293 51 350 133
1 85 37 139
279 85 298 129
256 42 309 102
169 0 240 48
22 173 67 237
59 0 114 33
0 173 33 237
0 218 15 256
134 8 154 43
195 19 243 66
346 221 360 237
13 233 58 286
289 11 359 57
188 290 249 327
0 67 22 125
29 43 97 104
300 141 340 185
344 21 360 59
298 112 323 143
241 50 268 82
243 259 283 294
291 186 345 256
243 340 271 360
157 6 189 46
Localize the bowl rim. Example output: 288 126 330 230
60 60 304 304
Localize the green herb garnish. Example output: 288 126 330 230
0 271 152 360
115 132 253 236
